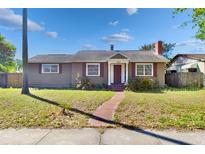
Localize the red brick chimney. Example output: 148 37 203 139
155 41 163 55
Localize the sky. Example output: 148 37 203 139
0 8 205 59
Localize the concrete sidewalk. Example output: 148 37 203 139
0 128 205 145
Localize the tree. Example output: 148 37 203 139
21 8 30 94
15 59 23 72
0 35 16 72
139 42 176 59
139 44 154 51
173 8 205 41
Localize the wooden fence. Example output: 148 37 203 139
165 72 204 88
0 73 22 88
0 73 7 87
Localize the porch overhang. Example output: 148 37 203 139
107 53 129 86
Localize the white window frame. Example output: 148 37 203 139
42 64 59 74
86 63 100 76
135 63 153 76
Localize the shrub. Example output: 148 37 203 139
95 83 109 90
75 77 94 90
127 77 158 91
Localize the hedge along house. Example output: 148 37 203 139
28 41 169 90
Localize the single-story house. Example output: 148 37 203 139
28 41 169 89
167 54 205 86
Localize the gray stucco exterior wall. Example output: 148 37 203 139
71 62 108 87
28 62 165 88
71 62 83 87
86 62 108 85
128 62 166 87
28 63 72 88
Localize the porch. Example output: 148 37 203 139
107 58 129 91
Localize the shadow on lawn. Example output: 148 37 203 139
130 87 202 94
131 89 164 94
28 93 191 145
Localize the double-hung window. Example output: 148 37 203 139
86 63 100 76
136 63 153 76
42 64 59 73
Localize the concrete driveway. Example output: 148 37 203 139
0 128 205 145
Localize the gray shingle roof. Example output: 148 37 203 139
28 50 169 63
71 50 114 62
71 50 169 62
122 50 169 62
29 54 73 63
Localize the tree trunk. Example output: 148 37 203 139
21 8 30 94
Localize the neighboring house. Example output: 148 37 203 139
167 54 205 86
28 41 169 89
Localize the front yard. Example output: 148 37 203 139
115 88 205 130
0 88 114 128
1 88 205 130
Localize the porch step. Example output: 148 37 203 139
110 84 124 91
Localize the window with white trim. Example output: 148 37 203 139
42 64 59 73
86 63 100 76
136 63 153 76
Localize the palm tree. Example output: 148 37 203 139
21 8 30 94
139 44 154 51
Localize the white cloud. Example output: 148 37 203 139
0 8 44 31
173 39 205 55
109 20 119 26
178 47 205 54
176 39 205 47
101 32 133 43
126 8 138 15
45 31 58 38
82 44 96 50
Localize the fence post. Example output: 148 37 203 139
0 73 8 88
5 73 8 88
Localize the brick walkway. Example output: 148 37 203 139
88 91 125 127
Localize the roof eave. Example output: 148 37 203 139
28 61 73 64
130 60 169 63
71 60 107 63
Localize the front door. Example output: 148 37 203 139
114 65 121 84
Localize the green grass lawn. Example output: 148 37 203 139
0 88 114 129
115 89 205 130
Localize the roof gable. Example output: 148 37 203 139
109 53 128 59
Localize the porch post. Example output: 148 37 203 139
125 62 129 85
108 61 111 85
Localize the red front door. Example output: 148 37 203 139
114 65 121 84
